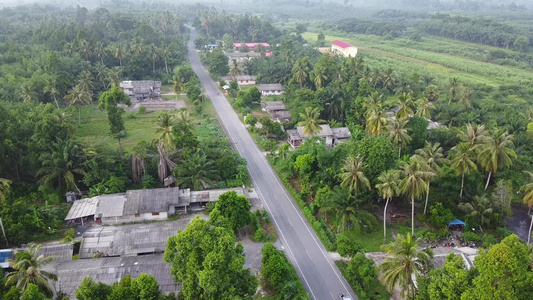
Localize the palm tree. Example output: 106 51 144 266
160 44 171 74
460 85 473 108
20 84 35 103
6 244 57 297
131 37 144 55
0 178 11 205
149 44 159 76
78 70 94 94
177 153 220 190
378 233 433 300
44 78 60 109
448 77 458 104
382 67 396 90
95 41 106 64
394 80 413 96
400 157 434 235
395 93 414 120
37 139 86 193
292 58 310 88
520 171 533 244
458 196 493 231
312 65 328 89
450 143 478 197
339 156 370 195
114 43 124 67
365 107 388 136
171 75 185 100
108 66 123 87
79 39 92 61
95 63 109 89
386 119 412 158
376 170 401 244
155 111 176 151
320 194 377 234
365 92 383 113
477 130 517 190
65 85 92 126
424 84 439 102
298 107 324 136
230 59 242 80
415 97 434 120
414 142 445 214
175 110 191 126
458 123 487 151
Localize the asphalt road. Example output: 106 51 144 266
186 27 356 300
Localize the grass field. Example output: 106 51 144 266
344 227 392 253
303 31 533 87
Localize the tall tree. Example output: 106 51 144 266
155 111 176 152
160 44 171 75
37 138 86 193
164 216 257 299
395 93 414 120
149 44 159 76
477 130 517 190
376 170 401 244
209 191 252 232
98 87 132 152
114 43 124 67
176 153 220 190
339 156 370 195
131 37 144 55
319 189 377 234
229 59 242 80
292 57 310 88
95 42 106 64
414 142 445 214
415 97 434 120
312 65 328 89
171 75 185 100
458 196 493 231
520 171 533 244
79 39 92 61
450 142 478 197
459 123 487 151
386 119 411 158
378 233 433 299
298 107 324 136
6 244 57 297
0 178 11 205
448 77 458 104
65 85 92 126
43 78 60 109
460 85 473 108
78 71 95 94
400 157 433 235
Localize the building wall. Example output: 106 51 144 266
238 80 256 85
261 90 283 96
331 45 358 58
101 212 169 224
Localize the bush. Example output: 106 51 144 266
125 112 137 119
495 227 513 239
138 106 146 114
338 255 390 300
337 234 364 257
226 179 243 187
418 229 438 242
482 233 498 248
61 228 75 243
72 254 80 260
461 231 481 242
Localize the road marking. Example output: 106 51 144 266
306 250 312 259
330 291 335 300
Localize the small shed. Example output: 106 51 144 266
448 219 466 231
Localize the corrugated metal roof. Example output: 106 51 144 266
297 124 333 138
96 194 126 218
258 83 283 91
261 101 286 111
190 187 244 204
332 40 354 48
65 198 98 220
124 187 181 215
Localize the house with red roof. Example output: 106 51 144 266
331 40 358 58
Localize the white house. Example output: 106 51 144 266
258 84 284 96
119 81 162 101
223 75 257 85
331 40 358 58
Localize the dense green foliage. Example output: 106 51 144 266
260 243 309 300
209 191 251 232
337 255 390 300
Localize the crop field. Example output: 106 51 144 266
303 31 533 87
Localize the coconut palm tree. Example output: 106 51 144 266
95 63 109 89
149 44 159 76
155 111 176 152
230 59 242 80
6 244 57 297
78 71 94 94
20 84 36 103
292 58 310 88
382 67 396 90
107 67 123 87
114 43 124 67
394 80 413 96
171 75 185 100
298 107 324 136
44 78 60 109
450 142 478 197
319 190 377 234
458 123 487 151
520 171 533 244
424 84 439 102
65 85 92 126
95 41 106 64
160 44 171 74
176 153 220 190
415 97 434 119
376 170 401 244
37 139 86 193
414 142 445 214
400 157 434 235
79 39 92 61
339 156 370 195
448 77 459 104
0 178 11 205
175 110 191 126
386 119 412 158
378 233 433 300
131 37 144 55
460 85 473 108
458 195 493 231
477 130 517 190
395 93 414 120
312 65 328 89
365 107 388 136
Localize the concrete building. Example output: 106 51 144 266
331 40 358 58
233 43 269 51
258 83 284 96
119 81 162 101
261 101 292 123
287 124 351 149
226 51 260 66
64 187 245 225
223 75 257 85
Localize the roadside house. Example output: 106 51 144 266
119 80 162 101
331 40 358 58
258 83 284 96
233 43 270 51
287 124 351 149
223 75 257 85
261 101 292 123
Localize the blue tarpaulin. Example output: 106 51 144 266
448 219 466 226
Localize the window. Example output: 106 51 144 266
152 212 160 216
135 214 140 217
